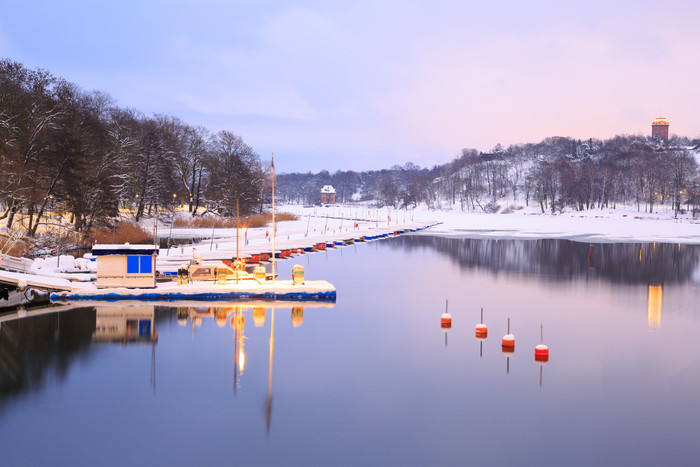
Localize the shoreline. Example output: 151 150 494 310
279 203 700 245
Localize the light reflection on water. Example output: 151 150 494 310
0 237 699 466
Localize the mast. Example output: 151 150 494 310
271 152 276 281
236 198 240 284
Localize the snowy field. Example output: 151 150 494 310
280 202 700 245
20 200 699 277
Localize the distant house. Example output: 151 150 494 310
320 185 336 204
92 244 158 289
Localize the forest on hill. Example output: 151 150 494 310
277 136 700 217
0 59 267 242
2 58 699 250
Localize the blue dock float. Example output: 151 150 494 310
50 280 337 303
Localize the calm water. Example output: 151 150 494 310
1 238 699 466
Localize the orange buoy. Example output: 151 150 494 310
535 345 549 359
502 318 515 348
502 335 515 347
441 300 452 330
501 320 515 374
535 324 549 361
475 307 487 338
441 300 452 347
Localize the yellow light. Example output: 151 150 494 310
648 285 662 329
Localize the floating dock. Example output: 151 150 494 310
2 219 441 305
50 280 336 303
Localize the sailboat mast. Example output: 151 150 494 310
271 153 276 281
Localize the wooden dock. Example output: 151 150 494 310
0 268 73 293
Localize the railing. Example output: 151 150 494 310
0 254 33 273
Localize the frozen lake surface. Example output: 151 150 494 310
1 237 699 466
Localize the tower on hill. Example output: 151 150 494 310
651 117 669 141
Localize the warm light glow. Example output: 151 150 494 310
253 307 266 327
238 349 246 372
648 284 662 329
652 117 669 125
292 307 304 327
230 313 245 330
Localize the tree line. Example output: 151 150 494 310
278 136 700 217
3 58 699 246
0 59 266 239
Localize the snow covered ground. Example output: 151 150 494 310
281 202 700 245
24 200 700 277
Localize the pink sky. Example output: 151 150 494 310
1 0 698 172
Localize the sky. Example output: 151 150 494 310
1 0 699 173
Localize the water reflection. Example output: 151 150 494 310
94 305 157 343
0 301 324 436
394 237 700 285
1 239 699 465
647 285 663 329
0 306 96 398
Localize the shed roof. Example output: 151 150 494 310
92 244 159 256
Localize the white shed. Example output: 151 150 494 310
92 244 159 289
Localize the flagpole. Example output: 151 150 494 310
271 152 276 282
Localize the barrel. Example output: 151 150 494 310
254 266 266 282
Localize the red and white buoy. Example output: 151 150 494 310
475 307 487 357
535 324 549 386
501 318 515 374
441 300 452 330
441 300 452 347
475 307 488 338
535 323 549 363
502 317 515 349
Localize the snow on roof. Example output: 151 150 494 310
92 244 159 255
320 185 336 193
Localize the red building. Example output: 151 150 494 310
651 117 669 140
320 185 336 204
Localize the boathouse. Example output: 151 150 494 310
92 244 159 289
320 185 336 204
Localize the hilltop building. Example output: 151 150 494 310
320 185 336 204
651 117 669 141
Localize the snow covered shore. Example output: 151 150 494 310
280 203 700 245
23 201 700 278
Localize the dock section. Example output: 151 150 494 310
0 269 73 292
50 280 336 303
